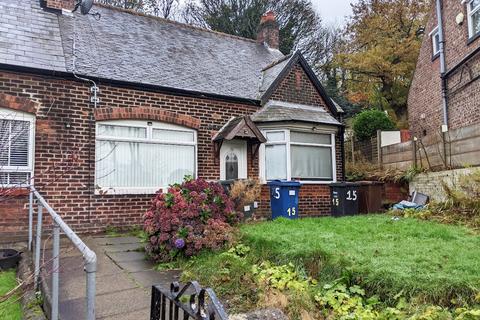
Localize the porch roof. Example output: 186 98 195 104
212 116 266 143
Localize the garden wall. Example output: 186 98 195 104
409 167 478 202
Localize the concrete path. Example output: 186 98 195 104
42 236 181 320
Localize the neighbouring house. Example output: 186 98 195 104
407 0 480 168
0 0 344 237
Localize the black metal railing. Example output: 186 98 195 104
150 281 229 320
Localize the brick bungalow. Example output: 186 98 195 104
0 0 344 236
408 0 480 138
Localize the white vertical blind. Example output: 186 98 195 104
95 121 197 192
291 145 332 179
0 112 34 187
265 144 287 180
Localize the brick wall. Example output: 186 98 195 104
408 1 480 138
0 65 343 236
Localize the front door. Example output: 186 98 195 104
220 140 247 180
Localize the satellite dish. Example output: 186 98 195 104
79 0 93 15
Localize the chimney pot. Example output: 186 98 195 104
257 11 280 50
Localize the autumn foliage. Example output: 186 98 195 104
143 177 241 262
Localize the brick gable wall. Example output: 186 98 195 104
408 1 480 137
0 68 343 236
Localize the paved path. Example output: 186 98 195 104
42 236 181 320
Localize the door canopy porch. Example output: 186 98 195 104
212 116 267 159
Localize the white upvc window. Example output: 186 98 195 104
430 26 440 56
0 108 35 187
95 120 197 195
259 128 336 183
467 0 480 39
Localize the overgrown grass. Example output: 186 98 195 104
0 270 22 320
183 215 480 311
240 215 480 305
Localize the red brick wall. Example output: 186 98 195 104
408 1 480 137
270 64 329 111
0 68 343 236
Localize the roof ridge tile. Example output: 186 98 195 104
94 3 259 44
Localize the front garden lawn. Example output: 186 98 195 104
0 270 22 320
183 215 480 309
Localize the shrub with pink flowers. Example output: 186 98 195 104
143 177 242 262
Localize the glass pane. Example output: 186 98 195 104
472 10 480 36
0 172 8 185
291 145 332 179
96 140 195 188
0 120 10 166
433 33 440 53
97 124 146 139
266 131 285 142
152 129 194 142
471 0 480 10
10 120 30 166
225 152 238 180
265 144 287 180
291 132 331 144
8 172 30 185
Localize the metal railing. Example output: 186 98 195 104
150 281 229 320
28 185 97 320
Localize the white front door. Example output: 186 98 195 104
220 140 247 180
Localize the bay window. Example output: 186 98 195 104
261 129 336 182
0 108 35 187
95 120 196 194
468 0 480 39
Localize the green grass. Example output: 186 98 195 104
0 270 22 320
240 215 480 305
183 215 480 309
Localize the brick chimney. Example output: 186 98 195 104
44 0 75 11
257 11 279 49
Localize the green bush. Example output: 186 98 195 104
353 109 396 140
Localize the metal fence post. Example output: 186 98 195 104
28 190 33 251
34 204 43 289
85 258 97 320
51 223 60 320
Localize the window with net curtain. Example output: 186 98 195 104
264 130 334 181
95 120 196 192
0 108 34 187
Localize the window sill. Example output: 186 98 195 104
95 187 164 196
431 53 440 61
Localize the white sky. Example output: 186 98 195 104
312 0 355 26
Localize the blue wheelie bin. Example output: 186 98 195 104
267 180 302 220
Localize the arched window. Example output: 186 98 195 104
225 152 238 180
0 108 35 187
95 120 196 194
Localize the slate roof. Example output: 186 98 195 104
0 0 341 109
0 0 66 71
251 100 342 126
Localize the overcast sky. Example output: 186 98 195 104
312 0 355 26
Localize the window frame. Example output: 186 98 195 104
95 120 197 195
430 26 440 59
467 0 480 40
0 108 35 188
259 127 337 184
